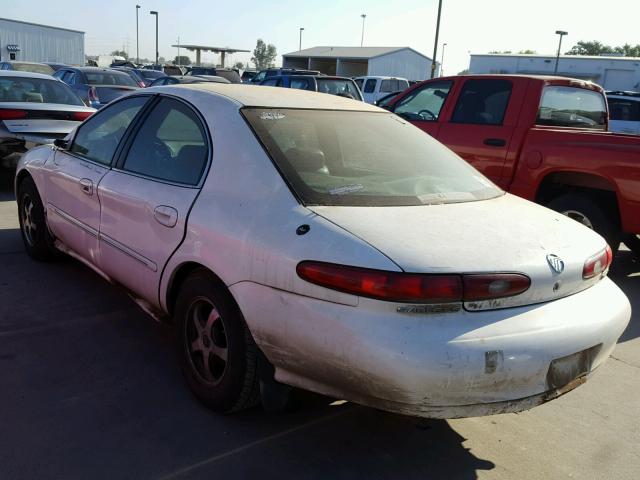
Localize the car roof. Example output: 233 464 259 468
355 76 407 80
0 70 58 80
76 67 128 74
160 83 380 111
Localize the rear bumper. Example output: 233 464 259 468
231 277 630 418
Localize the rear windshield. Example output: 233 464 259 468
0 77 84 105
608 97 640 121
316 79 363 101
243 108 502 207
537 86 606 129
214 70 241 83
380 79 409 93
10 63 54 75
85 71 137 87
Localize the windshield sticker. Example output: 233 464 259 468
328 184 365 195
260 111 286 120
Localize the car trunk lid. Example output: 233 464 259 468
308 194 609 309
0 102 95 135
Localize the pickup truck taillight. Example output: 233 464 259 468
296 261 530 303
583 245 613 279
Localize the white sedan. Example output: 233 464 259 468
15 84 631 418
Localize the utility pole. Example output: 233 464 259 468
135 4 140 64
150 10 159 66
299 27 304 51
430 0 443 78
360 14 366 47
554 30 568 75
177 36 180 67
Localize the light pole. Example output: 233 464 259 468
135 5 140 65
554 30 567 75
440 42 447 77
150 10 158 67
430 0 443 78
299 27 304 51
360 14 366 47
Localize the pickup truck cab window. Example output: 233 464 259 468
537 86 606 130
393 81 452 122
70 96 148 165
451 79 512 126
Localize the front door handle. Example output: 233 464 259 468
483 138 507 147
79 178 93 196
153 205 178 228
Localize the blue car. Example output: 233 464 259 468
53 67 139 109
259 74 363 101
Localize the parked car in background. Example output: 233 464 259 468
606 91 640 135
374 91 402 108
111 66 147 88
384 74 640 255
0 61 54 75
0 71 94 165
260 75 363 101
241 69 257 83
249 68 320 84
44 62 69 72
15 84 630 419
53 67 139 109
137 69 167 86
187 67 241 83
149 75 231 87
354 76 410 104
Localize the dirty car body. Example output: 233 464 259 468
15 84 631 418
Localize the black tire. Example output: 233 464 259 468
546 192 621 252
174 269 259 413
16 176 58 261
624 234 640 257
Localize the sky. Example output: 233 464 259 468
4 0 640 75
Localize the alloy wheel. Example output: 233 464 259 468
21 194 37 247
561 209 594 230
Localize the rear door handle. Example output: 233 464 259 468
79 178 93 196
153 205 178 228
483 138 507 147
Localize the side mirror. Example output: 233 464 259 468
54 138 69 149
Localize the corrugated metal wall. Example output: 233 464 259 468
0 18 84 65
368 49 431 82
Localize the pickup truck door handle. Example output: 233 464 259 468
153 205 178 228
483 138 507 147
79 178 93 196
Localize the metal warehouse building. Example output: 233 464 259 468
283 46 433 81
0 17 84 65
470 53 640 92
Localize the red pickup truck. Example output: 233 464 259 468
385 74 640 255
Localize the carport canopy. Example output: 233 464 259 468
171 44 250 67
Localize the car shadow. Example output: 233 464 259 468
611 249 639 343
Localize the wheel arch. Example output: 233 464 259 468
164 261 231 319
535 171 619 209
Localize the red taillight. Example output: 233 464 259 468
71 111 93 121
583 245 612 279
0 109 28 120
296 262 462 303
463 274 531 301
296 262 531 304
87 86 99 102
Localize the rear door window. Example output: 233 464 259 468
122 98 209 185
451 79 512 125
290 77 312 90
364 79 377 93
537 86 606 129
608 97 640 121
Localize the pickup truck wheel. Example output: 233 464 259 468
624 234 640 257
546 193 620 251
175 270 260 413
17 177 58 261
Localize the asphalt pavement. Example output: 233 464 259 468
0 168 638 480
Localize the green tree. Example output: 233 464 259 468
251 39 277 69
519 49 537 54
233 61 245 70
565 40 614 56
174 55 191 65
488 50 512 54
110 49 128 59
614 44 640 57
